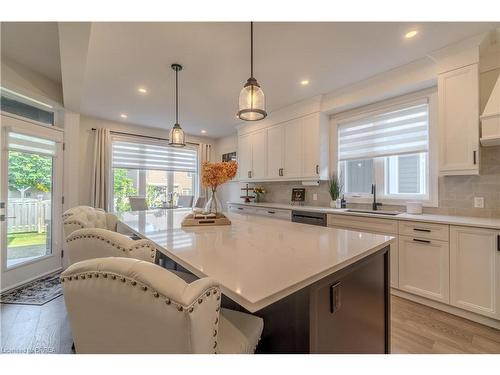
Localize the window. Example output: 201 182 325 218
337 94 437 205
111 137 198 212
1 88 55 126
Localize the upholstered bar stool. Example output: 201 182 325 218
61 257 263 354
63 206 118 238
65 228 197 283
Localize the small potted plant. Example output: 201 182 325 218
253 186 266 203
328 172 343 208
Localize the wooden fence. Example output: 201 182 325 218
7 198 51 234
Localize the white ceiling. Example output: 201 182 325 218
2 22 499 138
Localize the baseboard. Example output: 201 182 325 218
1 267 62 294
391 288 500 330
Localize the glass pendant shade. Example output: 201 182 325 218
168 123 185 147
237 78 267 121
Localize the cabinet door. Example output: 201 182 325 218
301 114 320 178
238 134 252 180
267 125 284 179
399 236 449 303
439 64 479 175
251 130 267 180
450 226 500 319
283 118 302 178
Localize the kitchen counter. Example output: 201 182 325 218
228 201 500 230
117 208 394 353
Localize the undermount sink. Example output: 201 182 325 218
344 209 401 216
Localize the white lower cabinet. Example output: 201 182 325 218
398 236 450 303
450 226 500 319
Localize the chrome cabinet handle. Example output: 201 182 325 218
248 171 252 178
330 282 341 313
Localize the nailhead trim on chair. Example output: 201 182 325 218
60 271 221 353
66 234 156 259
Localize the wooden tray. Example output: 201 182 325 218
181 213 232 227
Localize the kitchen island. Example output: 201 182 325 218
117 209 395 353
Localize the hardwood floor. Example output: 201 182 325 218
391 296 500 354
1 295 499 354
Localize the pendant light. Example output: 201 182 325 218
237 22 267 121
169 63 186 147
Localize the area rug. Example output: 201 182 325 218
0 271 62 305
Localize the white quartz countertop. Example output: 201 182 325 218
228 201 500 230
117 209 393 312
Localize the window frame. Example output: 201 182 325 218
109 135 199 212
332 88 438 207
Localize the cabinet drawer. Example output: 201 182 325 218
228 204 256 215
398 221 449 242
327 214 398 234
255 207 291 220
399 236 450 303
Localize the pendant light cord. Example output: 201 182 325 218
175 67 179 124
250 21 254 79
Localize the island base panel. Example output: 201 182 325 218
255 246 390 354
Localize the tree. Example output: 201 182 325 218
8 152 53 198
113 168 137 212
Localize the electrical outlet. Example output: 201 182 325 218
474 197 484 208
313 193 318 201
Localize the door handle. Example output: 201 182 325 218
248 171 252 178
473 150 477 165
315 165 319 174
497 235 500 251
330 282 341 313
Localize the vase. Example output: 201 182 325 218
254 193 261 203
330 200 336 208
204 188 223 216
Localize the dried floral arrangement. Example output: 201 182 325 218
201 161 238 189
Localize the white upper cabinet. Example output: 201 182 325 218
238 130 267 180
438 64 480 175
283 118 303 179
238 112 329 182
267 125 284 179
450 226 500 319
238 134 253 180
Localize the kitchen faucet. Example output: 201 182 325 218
371 184 382 211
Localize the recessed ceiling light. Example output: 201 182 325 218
137 87 147 94
301 80 310 86
201 130 207 134
405 30 418 39
120 114 128 118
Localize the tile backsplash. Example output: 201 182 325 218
249 146 500 218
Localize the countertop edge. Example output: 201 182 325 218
227 201 500 230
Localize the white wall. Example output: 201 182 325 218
0 55 63 105
77 115 216 206
212 134 241 210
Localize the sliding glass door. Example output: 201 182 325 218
1 115 63 290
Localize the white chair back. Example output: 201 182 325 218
63 206 118 239
177 195 194 208
66 228 156 265
129 196 148 211
61 257 221 353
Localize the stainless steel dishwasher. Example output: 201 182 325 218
291 210 327 226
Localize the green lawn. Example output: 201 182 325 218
7 232 47 247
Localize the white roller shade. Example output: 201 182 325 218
112 139 198 172
338 102 429 161
7 131 57 156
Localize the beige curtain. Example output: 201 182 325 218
91 128 111 210
198 143 211 198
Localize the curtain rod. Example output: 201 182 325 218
91 128 200 146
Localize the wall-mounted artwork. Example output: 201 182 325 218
222 151 237 162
